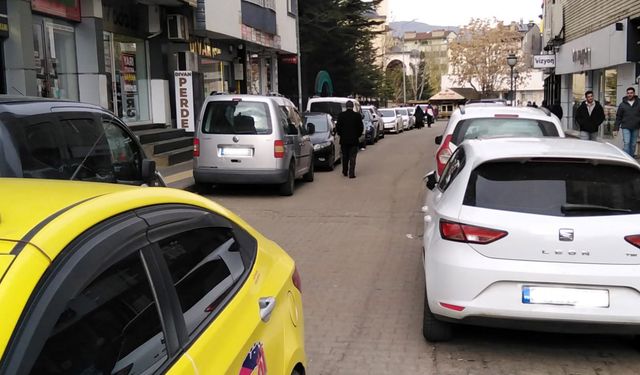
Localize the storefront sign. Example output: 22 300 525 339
102 0 143 36
280 55 298 64
31 0 81 22
174 71 195 132
189 39 222 58
533 54 555 69
572 48 591 66
121 53 137 93
0 0 8 38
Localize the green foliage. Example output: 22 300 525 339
299 0 384 98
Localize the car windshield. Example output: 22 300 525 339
451 118 559 144
201 101 271 134
309 102 344 118
380 110 395 117
303 115 329 132
464 161 640 216
363 111 372 120
398 109 408 115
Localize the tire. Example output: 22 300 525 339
303 158 314 182
423 290 452 342
279 164 295 196
326 148 335 171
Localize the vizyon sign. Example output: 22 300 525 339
174 71 195 131
533 55 556 69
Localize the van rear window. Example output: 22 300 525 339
309 102 344 118
201 101 271 134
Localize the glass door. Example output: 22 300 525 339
33 18 78 100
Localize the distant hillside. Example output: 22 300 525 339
389 21 459 36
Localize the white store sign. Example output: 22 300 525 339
174 71 195 131
533 55 556 69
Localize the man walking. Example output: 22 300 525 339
615 87 640 157
336 101 364 178
575 90 605 141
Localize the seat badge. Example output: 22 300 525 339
559 228 574 242
233 136 240 143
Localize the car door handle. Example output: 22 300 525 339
259 297 276 322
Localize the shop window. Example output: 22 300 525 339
602 69 618 137
571 73 586 130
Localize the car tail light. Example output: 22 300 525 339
193 138 200 157
494 114 519 118
625 235 640 248
440 219 507 244
436 135 453 176
274 140 285 158
292 266 302 292
440 302 465 312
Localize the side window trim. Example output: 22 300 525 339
438 147 466 193
0 213 179 375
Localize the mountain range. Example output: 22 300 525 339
388 21 459 37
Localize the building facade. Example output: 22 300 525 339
2 0 299 128
542 0 640 136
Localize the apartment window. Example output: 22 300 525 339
287 0 297 16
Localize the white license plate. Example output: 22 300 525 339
220 147 253 157
522 286 609 308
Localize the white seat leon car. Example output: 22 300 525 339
422 137 640 342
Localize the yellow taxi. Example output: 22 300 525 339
0 179 306 375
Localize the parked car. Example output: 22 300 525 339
306 97 366 148
194 94 315 196
0 96 163 186
405 107 416 129
363 110 379 145
394 107 410 131
421 137 640 342
362 105 385 140
303 112 340 170
434 105 565 177
379 108 402 133
0 179 306 374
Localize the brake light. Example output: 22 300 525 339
440 302 465 312
193 138 200 157
440 219 507 244
436 134 453 176
625 235 640 249
274 140 285 158
494 114 519 118
292 266 302 292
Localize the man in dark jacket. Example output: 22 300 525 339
336 101 364 178
575 90 605 141
615 87 640 157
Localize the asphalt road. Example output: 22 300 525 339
198 122 640 375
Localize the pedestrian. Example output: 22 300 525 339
336 100 364 178
614 87 640 157
414 105 425 129
426 105 434 128
532 101 538 108
550 101 563 120
575 90 605 141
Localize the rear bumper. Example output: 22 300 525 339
423 239 640 330
194 167 288 184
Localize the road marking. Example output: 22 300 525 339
164 170 193 183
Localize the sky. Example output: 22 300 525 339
388 0 543 27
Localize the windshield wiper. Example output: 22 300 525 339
561 204 631 214
70 126 107 181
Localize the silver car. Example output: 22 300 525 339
193 94 315 196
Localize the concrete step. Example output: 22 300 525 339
128 123 166 131
153 146 193 167
152 136 194 154
134 128 187 144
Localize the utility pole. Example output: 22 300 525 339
295 0 303 110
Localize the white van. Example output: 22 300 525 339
306 97 366 148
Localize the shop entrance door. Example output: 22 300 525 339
33 18 78 100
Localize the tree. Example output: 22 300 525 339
299 0 384 100
409 51 434 101
449 18 530 98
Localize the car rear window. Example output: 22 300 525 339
380 110 395 117
310 102 344 118
464 161 640 216
303 114 329 132
451 118 559 145
201 101 271 134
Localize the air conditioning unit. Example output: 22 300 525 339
147 5 161 34
175 51 198 71
167 14 189 41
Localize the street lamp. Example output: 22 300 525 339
506 53 518 107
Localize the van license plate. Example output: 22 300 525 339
522 286 609 308
220 147 253 157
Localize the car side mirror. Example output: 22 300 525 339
435 135 443 145
424 171 437 190
142 158 157 183
307 123 316 135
